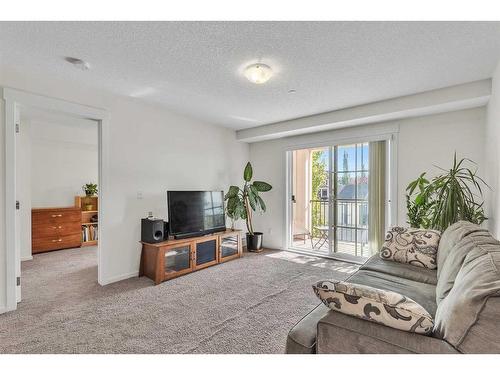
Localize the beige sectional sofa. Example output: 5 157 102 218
286 221 500 354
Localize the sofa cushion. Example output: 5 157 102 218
285 303 329 354
348 269 437 315
316 309 459 354
456 296 500 353
436 223 499 303
361 255 438 285
434 244 500 353
380 227 441 269
437 221 490 278
313 280 434 334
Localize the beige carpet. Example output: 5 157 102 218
0 247 358 353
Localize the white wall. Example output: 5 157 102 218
485 61 500 238
0 97 6 309
0 65 249 311
248 107 486 250
397 108 486 223
29 118 98 208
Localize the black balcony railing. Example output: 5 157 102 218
310 199 368 244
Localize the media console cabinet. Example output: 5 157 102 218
139 229 243 284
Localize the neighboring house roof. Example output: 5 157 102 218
338 183 368 200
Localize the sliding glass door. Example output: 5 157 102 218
333 143 369 257
289 141 385 259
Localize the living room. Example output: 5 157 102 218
1 1 500 373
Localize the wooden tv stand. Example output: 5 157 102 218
139 229 242 284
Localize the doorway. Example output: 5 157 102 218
3 88 107 311
287 137 395 262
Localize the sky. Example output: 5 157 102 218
316 143 369 172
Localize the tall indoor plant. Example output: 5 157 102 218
225 162 272 252
406 154 488 231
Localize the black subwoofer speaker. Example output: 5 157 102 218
141 218 164 243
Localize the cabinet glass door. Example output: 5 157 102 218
164 245 191 275
220 235 239 259
195 239 217 268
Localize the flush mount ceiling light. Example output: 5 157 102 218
65 56 91 71
244 63 273 84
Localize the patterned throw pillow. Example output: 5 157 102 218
313 280 434 335
379 227 441 269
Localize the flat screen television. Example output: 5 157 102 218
167 190 226 238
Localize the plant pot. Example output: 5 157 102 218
246 232 263 252
85 204 93 211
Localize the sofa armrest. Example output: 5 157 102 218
286 303 330 354
317 310 459 354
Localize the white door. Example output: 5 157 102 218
15 117 34 303
14 110 22 302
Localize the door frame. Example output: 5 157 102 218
284 130 399 260
3 87 109 312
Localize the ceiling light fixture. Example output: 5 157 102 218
288 89 297 94
65 56 91 71
244 63 273 84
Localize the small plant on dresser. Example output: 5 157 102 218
82 183 98 210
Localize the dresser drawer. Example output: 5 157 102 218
32 210 81 225
32 234 82 253
32 222 81 240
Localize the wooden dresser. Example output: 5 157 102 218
32 207 82 254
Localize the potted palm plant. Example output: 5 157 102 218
82 183 98 211
406 154 488 230
225 162 272 252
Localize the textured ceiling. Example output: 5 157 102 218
1 21 500 130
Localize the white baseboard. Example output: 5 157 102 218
99 271 139 286
0 304 13 315
21 255 33 261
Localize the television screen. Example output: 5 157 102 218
167 191 226 237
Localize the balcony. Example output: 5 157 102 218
292 199 369 258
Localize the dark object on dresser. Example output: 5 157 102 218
167 190 226 239
31 207 82 253
141 218 164 243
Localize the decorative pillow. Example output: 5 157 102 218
380 227 441 269
313 280 434 335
